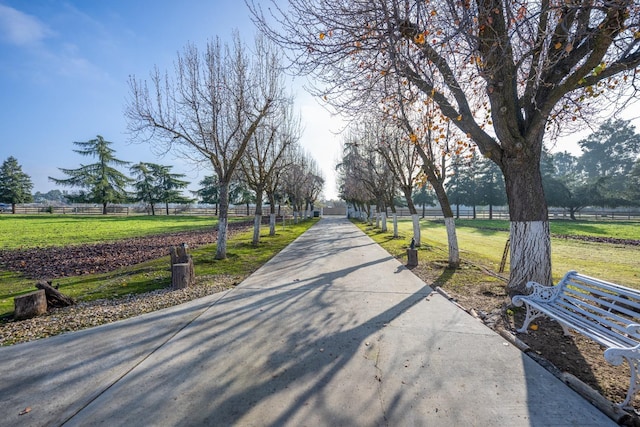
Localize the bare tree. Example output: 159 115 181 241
126 32 286 259
251 0 640 296
282 147 324 222
373 119 422 242
340 127 395 229
240 101 301 244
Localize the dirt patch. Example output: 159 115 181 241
0 221 251 279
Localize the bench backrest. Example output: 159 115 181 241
556 271 640 345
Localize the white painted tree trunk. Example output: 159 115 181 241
392 213 398 238
216 216 228 260
294 211 298 224
253 214 261 245
381 212 387 232
269 213 276 236
444 217 460 268
412 214 421 247
508 221 552 296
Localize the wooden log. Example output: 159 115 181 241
172 263 192 289
35 280 75 308
14 290 47 320
406 249 418 267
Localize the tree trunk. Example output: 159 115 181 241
412 214 421 247
430 173 459 268
444 217 460 268
380 211 387 232
102 202 108 215
508 221 552 295
150 203 156 216
503 153 552 297
392 213 398 238
269 195 277 236
270 213 276 235
215 180 230 260
253 190 263 245
165 202 170 216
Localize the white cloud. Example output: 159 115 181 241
0 4 53 46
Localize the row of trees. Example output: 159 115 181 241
445 118 640 218
2 33 324 261
123 32 323 258
250 0 640 296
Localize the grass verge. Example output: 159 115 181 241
355 218 640 289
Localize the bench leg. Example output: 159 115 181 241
516 304 545 333
557 321 573 337
604 347 640 408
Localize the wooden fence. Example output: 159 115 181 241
4 204 640 221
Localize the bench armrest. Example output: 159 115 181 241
626 324 640 339
512 281 561 306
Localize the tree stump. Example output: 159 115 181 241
14 290 47 320
172 263 191 289
170 244 194 287
35 280 75 308
406 249 418 267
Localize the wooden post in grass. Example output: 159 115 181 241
406 237 418 267
170 244 194 288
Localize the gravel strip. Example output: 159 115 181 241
0 276 239 346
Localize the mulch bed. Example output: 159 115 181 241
0 221 251 279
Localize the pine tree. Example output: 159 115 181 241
0 156 33 214
49 136 132 214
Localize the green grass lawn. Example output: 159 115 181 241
0 216 318 317
360 218 640 288
0 215 229 249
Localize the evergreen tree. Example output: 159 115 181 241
49 135 132 214
0 156 33 213
154 164 191 215
476 156 506 219
577 119 640 207
131 162 191 215
196 175 220 204
412 183 435 218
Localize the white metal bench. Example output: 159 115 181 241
512 271 640 408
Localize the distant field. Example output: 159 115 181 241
0 215 226 249
454 218 640 240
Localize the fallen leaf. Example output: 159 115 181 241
19 407 31 416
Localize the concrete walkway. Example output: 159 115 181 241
0 217 614 426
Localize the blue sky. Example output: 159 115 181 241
0 0 343 199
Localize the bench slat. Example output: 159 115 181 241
564 279 640 316
540 302 638 348
556 295 636 337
